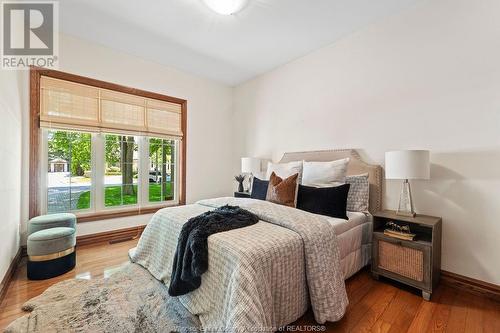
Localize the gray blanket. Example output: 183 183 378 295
130 197 348 332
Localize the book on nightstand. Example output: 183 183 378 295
383 229 416 241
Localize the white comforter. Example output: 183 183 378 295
130 197 348 332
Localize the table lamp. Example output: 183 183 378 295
385 150 430 217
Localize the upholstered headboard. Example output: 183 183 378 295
279 149 383 214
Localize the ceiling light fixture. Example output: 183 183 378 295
202 0 248 15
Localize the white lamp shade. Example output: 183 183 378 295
241 157 261 174
385 150 430 180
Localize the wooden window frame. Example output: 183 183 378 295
30 67 187 222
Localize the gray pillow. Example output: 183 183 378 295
345 173 369 212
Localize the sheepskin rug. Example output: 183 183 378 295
5 263 201 333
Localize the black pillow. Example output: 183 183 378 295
250 177 269 200
297 184 350 219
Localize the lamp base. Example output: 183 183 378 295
247 174 254 193
396 179 416 217
396 210 416 218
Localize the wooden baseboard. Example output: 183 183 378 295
76 225 147 247
0 247 23 306
441 270 500 302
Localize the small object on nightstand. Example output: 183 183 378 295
372 210 442 301
234 191 251 198
234 174 245 193
384 221 416 241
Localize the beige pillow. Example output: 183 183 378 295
265 172 298 207
301 158 350 187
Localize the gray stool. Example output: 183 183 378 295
27 213 77 280
28 213 76 234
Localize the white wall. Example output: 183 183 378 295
0 71 23 280
19 34 234 239
233 0 500 285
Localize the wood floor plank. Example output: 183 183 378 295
350 284 397 332
463 292 484 333
372 288 414 333
370 319 392 333
387 289 422 333
404 286 444 333
1 239 499 333
379 289 408 323
482 297 500 333
426 286 456 332
329 280 387 332
345 270 371 295
346 275 377 308
444 288 468 333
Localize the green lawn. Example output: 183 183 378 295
76 183 173 209
77 191 90 209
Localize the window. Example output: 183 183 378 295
31 69 186 221
149 138 176 203
46 130 92 213
42 130 180 216
104 134 139 207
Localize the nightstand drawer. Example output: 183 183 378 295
379 239 424 281
373 232 431 290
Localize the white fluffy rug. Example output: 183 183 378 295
5 263 201 333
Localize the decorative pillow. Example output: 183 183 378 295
266 161 303 181
296 184 350 219
345 173 370 212
265 172 298 207
301 158 350 187
250 177 269 200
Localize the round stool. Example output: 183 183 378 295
28 213 76 235
27 227 76 280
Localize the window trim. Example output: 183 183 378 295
30 67 187 222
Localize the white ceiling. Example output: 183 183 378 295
60 0 418 86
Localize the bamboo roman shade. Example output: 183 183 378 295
40 76 183 138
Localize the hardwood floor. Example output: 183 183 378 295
1 239 499 332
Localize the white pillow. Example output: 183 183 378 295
302 158 350 187
266 161 303 180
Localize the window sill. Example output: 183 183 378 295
75 204 182 223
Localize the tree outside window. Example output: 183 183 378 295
104 135 138 207
47 130 91 213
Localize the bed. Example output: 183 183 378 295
130 149 382 332
280 149 382 280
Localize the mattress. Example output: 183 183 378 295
327 211 368 235
326 212 372 279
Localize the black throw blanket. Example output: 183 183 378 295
168 205 259 296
